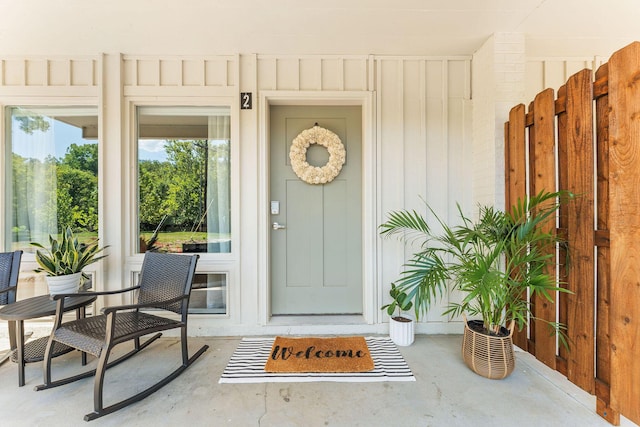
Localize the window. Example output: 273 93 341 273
137 107 231 254
132 270 227 315
188 273 227 314
5 106 99 251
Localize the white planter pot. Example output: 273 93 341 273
389 316 415 346
46 272 82 295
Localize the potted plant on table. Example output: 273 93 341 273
379 190 571 379
381 282 415 346
31 227 108 295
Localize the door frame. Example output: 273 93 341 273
258 91 376 325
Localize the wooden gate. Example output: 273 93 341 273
504 41 640 426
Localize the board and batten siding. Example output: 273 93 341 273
1 52 470 333
525 57 607 102
122 55 238 96
376 57 472 328
0 56 99 96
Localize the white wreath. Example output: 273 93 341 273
289 125 346 184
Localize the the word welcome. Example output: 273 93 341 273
271 345 368 361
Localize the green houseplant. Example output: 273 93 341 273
379 190 571 378
381 283 415 346
31 227 108 294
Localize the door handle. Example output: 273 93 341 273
272 222 286 230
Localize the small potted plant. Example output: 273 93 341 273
31 227 108 295
381 282 415 346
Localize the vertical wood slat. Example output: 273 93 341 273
525 100 538 356
504 122 511 207
20 59 26 86
563 68 596 393
67 59 73 86
594 62 620 426
505 103 528 350
528 88 558 368
155 59 160 86
338 58 345 91
133 59 140 86
607 42 640 427
555 84 570 377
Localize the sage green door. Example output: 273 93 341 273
270 105 362 315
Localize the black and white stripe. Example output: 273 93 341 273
219 337 416 383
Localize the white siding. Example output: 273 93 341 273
256 56 372 92
525 57 608 101
122 55 237 96
0 51 471 334
376 57 471 328
0 57 99 96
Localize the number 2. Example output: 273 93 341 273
241 92 252 109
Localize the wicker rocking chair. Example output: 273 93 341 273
0 250 23 365
35 252 208 421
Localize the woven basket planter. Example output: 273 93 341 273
462 319 515 380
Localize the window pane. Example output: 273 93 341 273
5 106 99 251
188 273 227 314
137 106 231 254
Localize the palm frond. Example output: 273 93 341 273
379 209 431 244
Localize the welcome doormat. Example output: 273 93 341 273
264 336 374 373
219 337 416 383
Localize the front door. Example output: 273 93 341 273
270 105 362 315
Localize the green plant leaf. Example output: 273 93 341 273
30 226 109 277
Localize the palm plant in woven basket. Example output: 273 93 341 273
379 190 571 378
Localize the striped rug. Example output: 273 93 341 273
219 337 416 383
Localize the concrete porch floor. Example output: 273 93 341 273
0 332 637 427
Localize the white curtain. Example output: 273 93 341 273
206 115 231 253
9 111 57 248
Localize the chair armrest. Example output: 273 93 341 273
102 294 188 314
50 285 141 301
0 284 17 295
49 285 142 323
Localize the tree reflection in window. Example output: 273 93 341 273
137 107 231 254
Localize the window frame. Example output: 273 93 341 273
1 100 103 296
4 104 101 250
124 98 239 319
188 271 229 315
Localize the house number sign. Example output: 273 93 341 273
240 92 252 109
